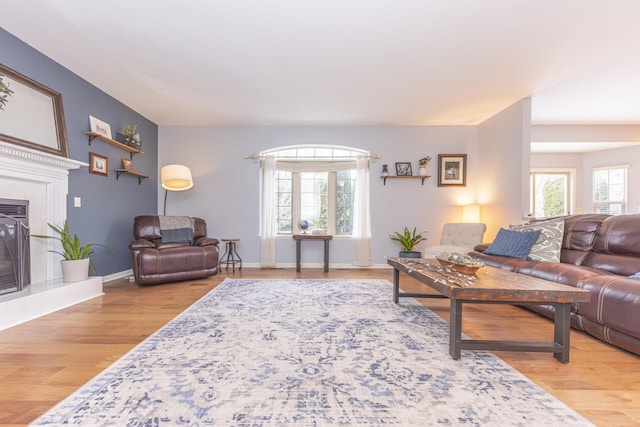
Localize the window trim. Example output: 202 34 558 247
530 168 576 218
592 164 629 215
264 145 366 238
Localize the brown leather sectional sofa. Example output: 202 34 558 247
129 215 220 286
471 213 640 356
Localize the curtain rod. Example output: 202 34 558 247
244 153 380 162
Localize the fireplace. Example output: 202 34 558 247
0 141 105 331
0 198 30 295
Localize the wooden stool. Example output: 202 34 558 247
220 238 242 271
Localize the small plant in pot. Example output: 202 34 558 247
31 221 113 282
390 227 427 258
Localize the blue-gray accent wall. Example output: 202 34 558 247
1 29 158 276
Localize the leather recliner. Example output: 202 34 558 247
129 215 219 286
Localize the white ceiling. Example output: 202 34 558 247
2 1 640 127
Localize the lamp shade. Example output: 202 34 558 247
462 204 480 223
161 164 193 191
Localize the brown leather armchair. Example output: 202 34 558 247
129 215 219 286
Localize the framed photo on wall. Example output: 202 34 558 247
89 115 112 138
89 152 108 176
438 154 467 187
122 157 135 172
395 162 413 176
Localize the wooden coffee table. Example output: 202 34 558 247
387 257 591 363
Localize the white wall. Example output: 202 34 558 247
477 98 532 240
159 126 479 267
531 124 640 142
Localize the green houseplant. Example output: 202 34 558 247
0 74 14 111
390 227 427 258
31 221 113 282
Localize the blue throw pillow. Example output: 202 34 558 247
484 228 542 259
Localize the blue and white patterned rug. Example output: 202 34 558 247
32 279 593 426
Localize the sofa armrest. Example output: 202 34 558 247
129 239 156 250
473 243 489 252
194 237 220 247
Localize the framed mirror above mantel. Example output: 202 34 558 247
0 63 69 158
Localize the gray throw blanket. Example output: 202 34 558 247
159 216 195 244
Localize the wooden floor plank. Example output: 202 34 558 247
0 268 638 426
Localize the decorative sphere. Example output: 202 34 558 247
298 219 310 231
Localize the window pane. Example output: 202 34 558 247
592 167 627 215
532 172 569 217
300 172 328 230
336 170 355 235
275 171 292 234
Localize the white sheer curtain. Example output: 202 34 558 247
259 156 277 267
352 155 373 266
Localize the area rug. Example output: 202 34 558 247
32 278 593 426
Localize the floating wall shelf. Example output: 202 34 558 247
84 131 144 159
114 169 149 185
381 175 431 185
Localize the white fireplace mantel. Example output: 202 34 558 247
0 141 104 331
0 140 87 281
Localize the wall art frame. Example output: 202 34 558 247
122 157 135 172
89 115 112 139
0 63 69 158
89 152 108 176
438 154 467 187
395 162 413 176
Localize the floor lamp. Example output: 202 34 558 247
161 164 194 215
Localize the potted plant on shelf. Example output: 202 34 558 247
418 156 431 177
390 227 427 258
31 221 113 283
0 74 14 110
117 124 141 149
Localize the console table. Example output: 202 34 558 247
293 234 333 272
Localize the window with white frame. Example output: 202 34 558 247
530 169 574 218
265 146 364 236
593 165 628 215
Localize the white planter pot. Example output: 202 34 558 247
61 258 90 283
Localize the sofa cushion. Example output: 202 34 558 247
484 228 541 259
511 217 564 262
562 214 609 251
578 275 640 340
592 213 640 256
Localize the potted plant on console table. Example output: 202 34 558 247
390 226 427 258
31 221 113 283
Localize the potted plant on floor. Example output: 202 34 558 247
390 227 427 258
31 221 113 282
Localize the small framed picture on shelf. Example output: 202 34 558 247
438 154 467 187
122 157 135 172
89 152 108 176
395 162 412 176
89 115 112 138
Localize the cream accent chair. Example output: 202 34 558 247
423 223 487 258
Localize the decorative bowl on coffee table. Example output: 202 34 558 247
436 253 484 275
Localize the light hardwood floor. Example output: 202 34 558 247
0 267 638 426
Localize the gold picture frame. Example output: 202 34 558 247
89 152 108 177
438 154 467 187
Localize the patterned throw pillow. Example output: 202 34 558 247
484 228 542 259
510 217 564 262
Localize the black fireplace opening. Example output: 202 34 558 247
0 198 30 295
